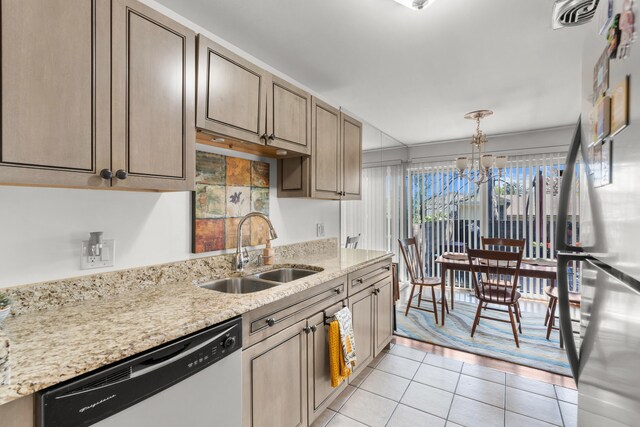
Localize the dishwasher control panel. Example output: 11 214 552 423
186 327 239 370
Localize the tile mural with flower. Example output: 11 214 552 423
192 151 270 253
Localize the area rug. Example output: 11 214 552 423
395 296 572 376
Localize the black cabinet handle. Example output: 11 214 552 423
310 325 317 333
266 318 276 327
334 288 342 295
303 326 311 334
384 265 391 271
260 133 268 142
100 169 113 180
115 169 128 180
356 278 364 285
268 134 275 141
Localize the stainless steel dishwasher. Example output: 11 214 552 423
37 317 242 427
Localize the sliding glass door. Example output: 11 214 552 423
407 152 581 298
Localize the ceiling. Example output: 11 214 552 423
155 0 589 147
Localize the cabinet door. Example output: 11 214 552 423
266 75 311 155
307 302 347 425
340 112 362 200
197 35 268 147
310 97 341 200
111 0 195 191
348 287 374 377
0 0 111 188
243 319 308 427
374 278 394 355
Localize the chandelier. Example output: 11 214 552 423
455 110 507 185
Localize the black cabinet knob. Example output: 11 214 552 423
260 133 268 142
334 288 342 295
303 326 311 334
310 325 317 333
266 318 276 327
100 169 113 179
115 169 128 180
268 133 275 141
223 336 236 349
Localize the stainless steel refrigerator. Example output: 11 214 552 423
556 1 640 425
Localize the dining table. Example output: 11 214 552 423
435 253 557 325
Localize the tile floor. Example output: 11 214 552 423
312 342 578 427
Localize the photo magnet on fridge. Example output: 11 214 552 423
611 76 630 136
593 49 610 102
595 96 611 142
619 0 636 59
601 139 612 186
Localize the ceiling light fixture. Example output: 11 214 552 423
455 110 507 185
392 0 433 11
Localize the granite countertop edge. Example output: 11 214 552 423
0 249 392 406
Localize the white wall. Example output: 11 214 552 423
363 125 575 166
0 144 339 288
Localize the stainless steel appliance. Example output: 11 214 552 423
556 1 640 425
37 317 242 427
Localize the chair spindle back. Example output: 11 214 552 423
398 238 424 284
467 247 523 304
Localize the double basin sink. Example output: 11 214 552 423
198 268 320 294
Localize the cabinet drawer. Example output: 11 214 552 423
347 259 392 296
243 276 346 347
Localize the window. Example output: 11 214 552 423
407 152 580 298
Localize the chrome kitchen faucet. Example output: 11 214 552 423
234 212 278 272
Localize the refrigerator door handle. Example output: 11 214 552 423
557 251 592 383
556 116 583 253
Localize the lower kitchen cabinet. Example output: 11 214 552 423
307 302 347 425
242 259 393 427
374 277 394 355
348 287 375 377
242 319 309 427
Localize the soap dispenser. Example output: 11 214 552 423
262 240 275 266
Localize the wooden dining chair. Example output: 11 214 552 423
467 247 524 347
398 237 448 323
544 286 581 348
345 234 361 249
481 237 526 320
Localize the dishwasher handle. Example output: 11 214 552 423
130 325 236 379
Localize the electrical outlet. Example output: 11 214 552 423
316 223 325 237
81 239 115 270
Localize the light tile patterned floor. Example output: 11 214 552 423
312 342 578 427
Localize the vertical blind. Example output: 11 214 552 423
341 164 404 259
407 152 581 298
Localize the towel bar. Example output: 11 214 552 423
323 301 347 325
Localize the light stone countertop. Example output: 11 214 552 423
0 245 391 405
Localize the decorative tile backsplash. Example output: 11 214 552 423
192 151 270 253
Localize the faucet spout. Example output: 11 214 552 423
234 212 278 272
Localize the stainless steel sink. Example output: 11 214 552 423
198 277 279 294
251 268 319 283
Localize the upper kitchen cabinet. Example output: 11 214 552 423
196 36 311 158
0 0 194 191
266 75 311 155
111 0 195 191
196 36 268 147
310 98 342 200
278 100 362 200
340 112 363 200
0 0 111 188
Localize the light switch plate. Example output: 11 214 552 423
316 223 325 237
80 239 115 270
